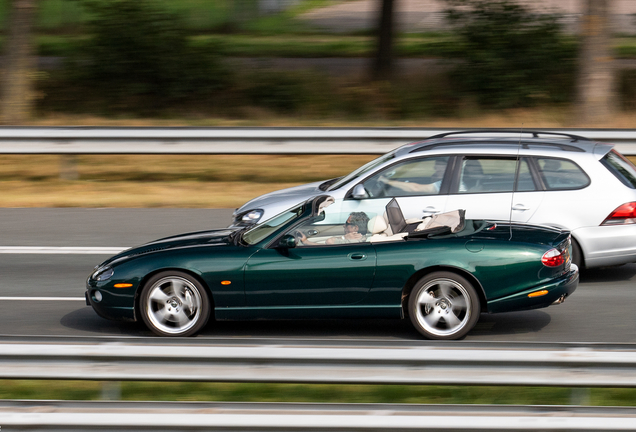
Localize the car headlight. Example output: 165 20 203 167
241 209 264 223
92 266 114 281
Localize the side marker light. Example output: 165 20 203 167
221 281 232 285
114 283 133 288
528 290 549 298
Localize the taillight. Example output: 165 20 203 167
602 202 636 225
542 248 565 267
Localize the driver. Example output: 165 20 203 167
378 159 446 193
298 212 370 245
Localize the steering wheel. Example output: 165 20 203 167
366 176 392 198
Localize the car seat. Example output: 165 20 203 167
461 159 484 192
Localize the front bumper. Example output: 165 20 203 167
487 265 579 314
85 279 137 322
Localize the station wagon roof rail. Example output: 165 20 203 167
426 130 591 142
405 139 588 154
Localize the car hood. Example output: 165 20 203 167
235 180 326 215
99 228 239 267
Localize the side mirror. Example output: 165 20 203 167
278 234 297 249
352 184 369 199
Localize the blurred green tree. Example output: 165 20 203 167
71 0 228 107
444 0 576 108
230 0 259 30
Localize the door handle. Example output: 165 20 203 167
512 204 530 211
348 253 367 261
422 206 440 215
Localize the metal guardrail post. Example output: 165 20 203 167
100 381 122 401
59 154 78 180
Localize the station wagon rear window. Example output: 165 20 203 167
601 150 636 189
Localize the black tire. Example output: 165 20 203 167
571 238 583 270
408 271 480 340
139 271 210 337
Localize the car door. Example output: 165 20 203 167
523 156 592 227
244 235 376 308
444 156 545 222
354 156 452 220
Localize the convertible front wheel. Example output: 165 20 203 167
140 271 210 337
408 272 480 340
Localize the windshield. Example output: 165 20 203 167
327 152 396 191
242 204 304 245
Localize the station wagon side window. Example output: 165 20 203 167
536 157 590 190
456 157 536 194
361 156 450 198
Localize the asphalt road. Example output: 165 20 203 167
1 208 635 343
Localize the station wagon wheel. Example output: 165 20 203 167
140 271 210 337
571 238 583 270
408 272 480 340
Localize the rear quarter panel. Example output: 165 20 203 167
368 237 554 310
528 153 636 230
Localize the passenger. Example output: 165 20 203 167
298 212 370 245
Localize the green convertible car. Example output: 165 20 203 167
86 195 578 340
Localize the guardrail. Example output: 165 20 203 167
3 400 636 431
3 340 636 430
1 127 636 154
2 340 636 386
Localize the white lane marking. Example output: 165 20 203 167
0 246 127 254
0 297 86 301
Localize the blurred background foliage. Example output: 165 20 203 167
63 0 230 110
445 0 577 108
0 0 633 120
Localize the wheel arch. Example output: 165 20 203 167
401 266 488 316
569 234 585 269
133 267 215 322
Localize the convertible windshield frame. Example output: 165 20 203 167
326 151 396 191
241 203 305 245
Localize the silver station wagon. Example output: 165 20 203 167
232 130 636 269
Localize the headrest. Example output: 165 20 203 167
368 215 388 234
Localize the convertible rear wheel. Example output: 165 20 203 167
140 271 210 337
408 272 480 340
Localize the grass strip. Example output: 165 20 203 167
8 34 635 58
1 380 636 406
0 154 375 208
2 153 636 208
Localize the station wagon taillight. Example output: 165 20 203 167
601 202 636 225
542 248 565 267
